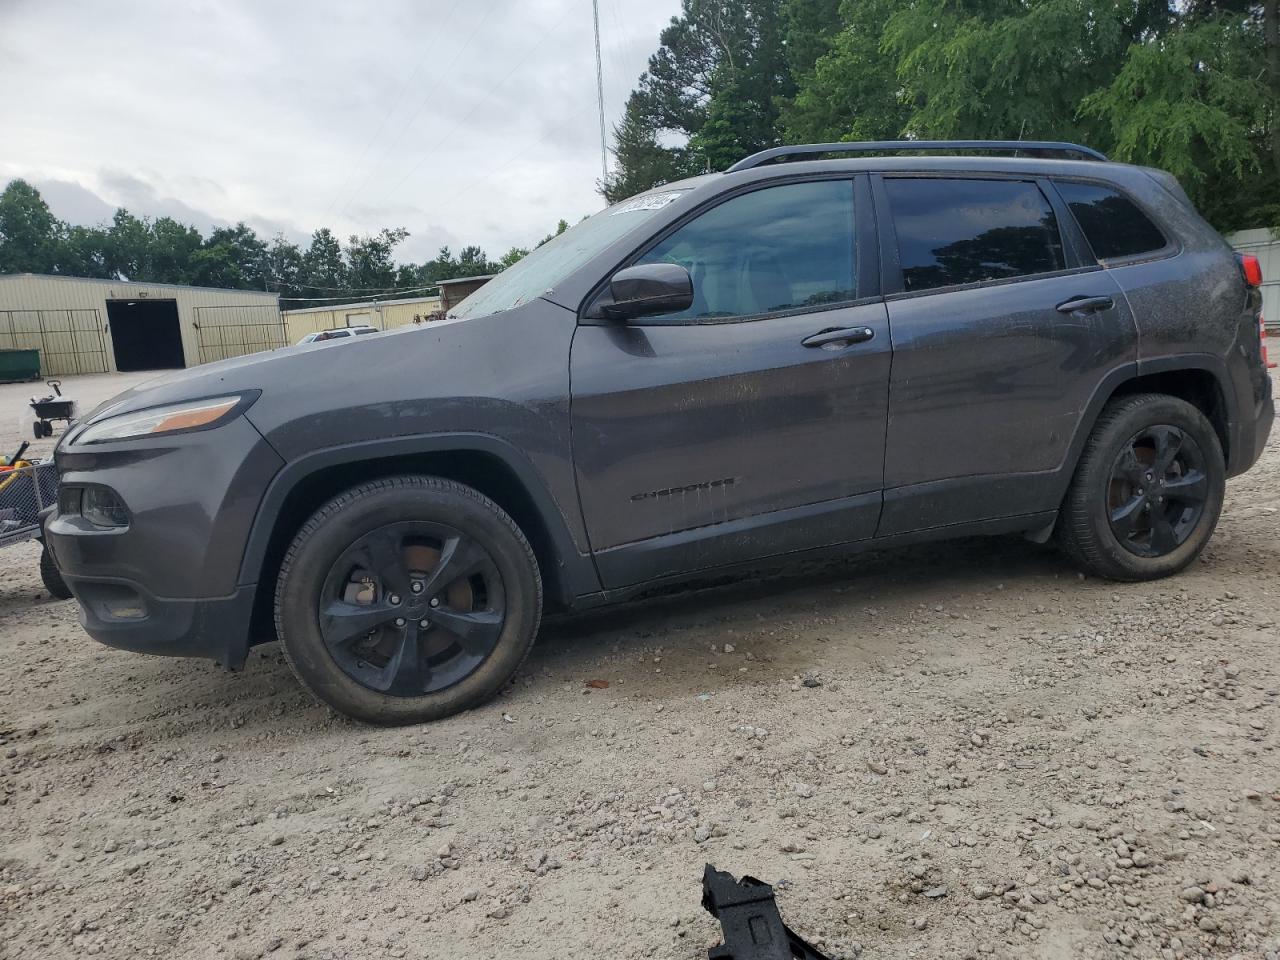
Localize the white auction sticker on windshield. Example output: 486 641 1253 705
610 191 682 215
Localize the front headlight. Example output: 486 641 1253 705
73 394 254 444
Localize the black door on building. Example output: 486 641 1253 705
106 299 185 371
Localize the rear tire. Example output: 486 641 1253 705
1057 393 1224 581
40 545 73 600
275 476 541 725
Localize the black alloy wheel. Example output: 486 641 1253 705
319 522 506 696
1106 425 1209 558
275 476 542 725
1057 392 1224 582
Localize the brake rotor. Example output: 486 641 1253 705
341 542 475 663
402 544 475 610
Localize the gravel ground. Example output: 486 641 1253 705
1 372 1277 960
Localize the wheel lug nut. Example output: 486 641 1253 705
429 597 440 608
419 620 429 629
1137 487 1144 496
410 582 423 594
389 594 401 605
394 617 406 627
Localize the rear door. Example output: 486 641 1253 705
875 174 1137 535
570 176 891 588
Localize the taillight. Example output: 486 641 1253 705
1240 253 1263 287
1237 254 1271 367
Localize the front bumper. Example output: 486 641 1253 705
47 565 258 669
44 416 283 668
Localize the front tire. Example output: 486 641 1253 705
1057 393 1224 581
40 544 73 599
275 476 542 725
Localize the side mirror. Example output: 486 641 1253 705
601 262 693 320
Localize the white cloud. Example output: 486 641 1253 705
0 0 677 263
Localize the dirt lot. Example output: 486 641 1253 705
1 372 1277 960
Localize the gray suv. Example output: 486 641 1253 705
45 141 1274 725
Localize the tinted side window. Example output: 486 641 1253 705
1055 181 1167 260
885 178 1066 292
636 180 856 321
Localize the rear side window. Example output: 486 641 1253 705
1055 181 1167 260
885 178 1066 292
635 179 856 321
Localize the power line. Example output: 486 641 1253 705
278 284 442 302
337 1 500 220
319 0 466 223
592 0 608 183
267 276 441 293
423 101 598 220
372 5 577 208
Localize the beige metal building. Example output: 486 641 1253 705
282 294 443 343
0 273 283 376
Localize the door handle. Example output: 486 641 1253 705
801 326 875 349
1056 295 1114 315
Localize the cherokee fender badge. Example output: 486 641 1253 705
630 476 738 502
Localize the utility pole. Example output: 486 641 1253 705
592 0 608 183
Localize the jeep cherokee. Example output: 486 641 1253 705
44 140 1274 725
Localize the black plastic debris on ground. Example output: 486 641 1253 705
702 864 831 959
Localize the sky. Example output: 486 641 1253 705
0 0 680 264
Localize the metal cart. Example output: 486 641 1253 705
30 380 76 440
0 447 71 598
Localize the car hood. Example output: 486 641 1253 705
79 322 434 424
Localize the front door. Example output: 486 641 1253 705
874 174 1138 534
570 177 891 589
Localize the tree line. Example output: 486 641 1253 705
604 0 1280 234
0 178 569 306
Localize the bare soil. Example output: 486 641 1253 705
1 372 1277 960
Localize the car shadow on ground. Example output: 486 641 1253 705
538 533 1065 648
33 533 1071 737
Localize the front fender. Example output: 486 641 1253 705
235 432 601 603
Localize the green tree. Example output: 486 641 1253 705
104 209 155 280
781 0 842 81
56 225 111 278
455 245 495 277
774 0 1278 232
1084 10 1276 230
148 217 202 284
263 235 305 298
781 0 908 143
603 99 697 203
345 227 409 292
189 223 267 289
0 180 60 273
302 228 347 298
603 0 793 200
881 0 1131 144
499 246 529 268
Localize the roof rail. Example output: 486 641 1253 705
725 140 1108 172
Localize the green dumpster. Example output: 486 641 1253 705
0 349 41 383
